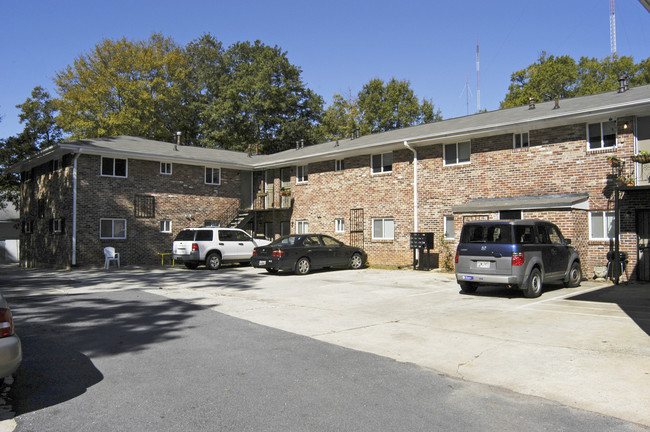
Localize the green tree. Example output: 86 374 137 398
196 40 324 153
501 52 578 108
501 53 650 108
321 78 441 139
320 92 361 141
17 86 63 148
0 87 62 208
55 34 190 143
357 78 441 134
575 55 637 96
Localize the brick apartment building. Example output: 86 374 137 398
10 84 650 281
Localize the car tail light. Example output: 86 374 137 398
272 249 286 258
252 250 257 256
512 252 525 266
455 253 459 264
191 243 199 252
0 309 15 338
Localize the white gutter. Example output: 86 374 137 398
403 141 418 233
71 148 82 266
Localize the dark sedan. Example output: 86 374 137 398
251 234 367 275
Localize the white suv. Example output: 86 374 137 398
172 227 271 270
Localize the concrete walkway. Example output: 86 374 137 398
2 265 649 427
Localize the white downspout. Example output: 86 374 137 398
71 148 82 266
403 141 418 232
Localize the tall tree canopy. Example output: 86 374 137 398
54 33 324 152
321 78 441 140
194 39 324 153
0 87 62 208
501 52 650 108
55 34 189 143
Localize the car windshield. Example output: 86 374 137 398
270 235 299 246
461 224 512 244
174 230 195 241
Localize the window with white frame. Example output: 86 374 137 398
590 211 615 240
371 153 392 174
514 132 529 149
205 167 220 185
588 121 617 150
444 141 471 165
100 218 127 239
335 218 345 233
101 157 127 177
160 162 172 175
372 217 394 240
335 159 344 172
160 220 172 233
297 165 308 183
296 220 309 234
51 218 64 234
444 215 455 239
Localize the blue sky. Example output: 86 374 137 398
1 0 649 140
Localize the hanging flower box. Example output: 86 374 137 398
631 154 650 164
280 188 292 196
256 192 267 197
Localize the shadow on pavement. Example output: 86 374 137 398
567 282 650 336
0 266 212 419
3 334 103 418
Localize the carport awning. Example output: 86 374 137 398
452 193 590 213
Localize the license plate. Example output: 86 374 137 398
259 260 266 265
477 261 491 269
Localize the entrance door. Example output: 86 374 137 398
637 210 650 281
350 208 364 248
265 170 274 209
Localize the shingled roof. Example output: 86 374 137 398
11 84 650 172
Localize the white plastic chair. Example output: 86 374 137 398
104 247 120 269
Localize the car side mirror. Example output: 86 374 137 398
564 238 572 245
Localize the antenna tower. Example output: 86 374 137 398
476 37 480 112
610 0 617 56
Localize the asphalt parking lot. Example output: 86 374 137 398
3 264 650 427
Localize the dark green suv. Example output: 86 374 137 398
454 220 582 298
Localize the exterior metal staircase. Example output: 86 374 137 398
228 210 253 229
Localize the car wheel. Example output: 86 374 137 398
294 257 310 275
349 253 363 269
184 262 198 270
522 268 543 298
266 268 279 274
459 282 478 293
564 261 582 288
206 252 221 270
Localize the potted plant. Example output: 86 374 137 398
607 155 622 167
631 150 650 164
616 175 635 187
280 187 291 196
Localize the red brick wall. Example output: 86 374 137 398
21 155 243 267
19 157 73 267
287 118 647 276
74 156 242 266
290 150 417 265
